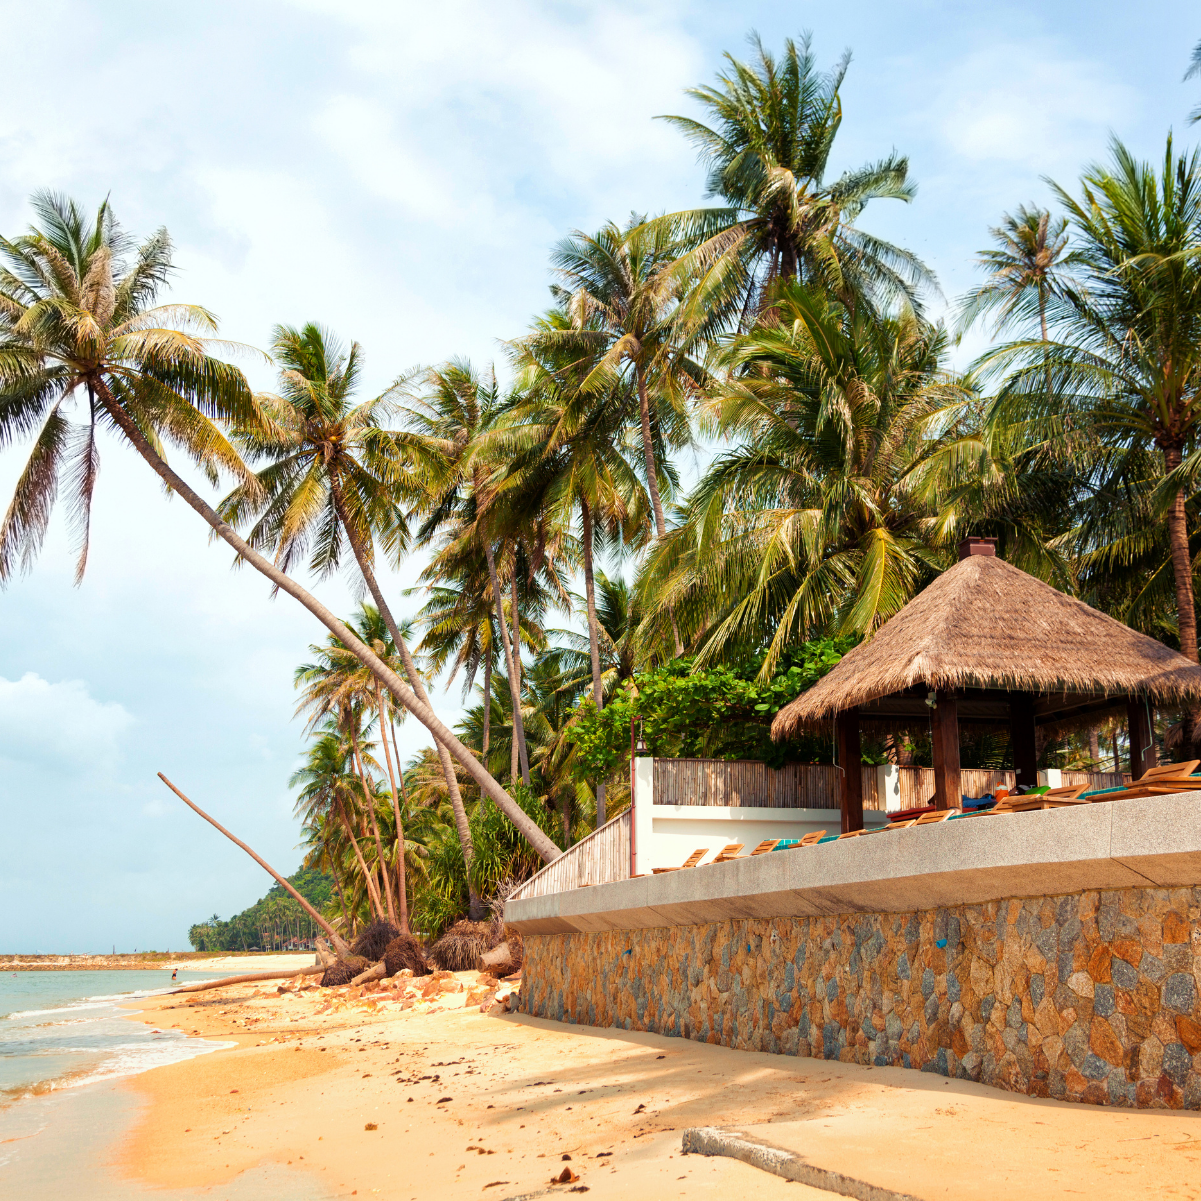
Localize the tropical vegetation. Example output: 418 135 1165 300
5 32 1201 937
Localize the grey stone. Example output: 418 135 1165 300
1141 953 1167 985
1063 1022 1088 1069
921 967 936 999
947 971 961 1004
1058 951 1075 984
1163 1042 1192 1087
897 953 911 981
1112 957 1139 991
1007 997 1023 1029
924 993 940 1025
1081 1053 1110 1081
1030 973 1045 1008
1094 983 1115 1018
981 996 995 1024
1164 974 1197 1014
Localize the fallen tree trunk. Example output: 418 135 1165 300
158 773 351 957
169 965 325 994
349 962 387 986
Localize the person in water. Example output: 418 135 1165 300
171 968 178 981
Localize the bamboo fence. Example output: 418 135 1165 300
509 809 631 901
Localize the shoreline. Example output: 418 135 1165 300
99 970 1201 1200
1 952 318 973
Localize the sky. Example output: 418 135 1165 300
1 0 1198 952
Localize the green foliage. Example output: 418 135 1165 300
187 868 334 952
409 783 563 938
567 637 856 778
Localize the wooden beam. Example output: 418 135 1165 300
1127 700 1157 781
836 710 864 833
931 693 961 810
1009 693 1038 791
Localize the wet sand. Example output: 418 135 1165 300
112 971 1201 1199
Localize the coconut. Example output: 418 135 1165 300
382 935 429 978
320 955 371 987
350 919 401 962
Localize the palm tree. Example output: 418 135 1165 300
658 33 932 321
957 206 1078 343
220 324 558 900
0 195 561 868
522 220 697 549
1187 38 1201 124
545 570 641 702
984 138 1201 745
641 281 959 674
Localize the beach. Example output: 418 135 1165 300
97 970 1201 1200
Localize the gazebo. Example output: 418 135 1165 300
771 537 1201 832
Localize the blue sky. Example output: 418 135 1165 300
1 0 1197 952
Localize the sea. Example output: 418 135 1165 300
0 969 331 1198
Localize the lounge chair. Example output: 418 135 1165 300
749 839 781 856
836 828 871 839
914 808 963 824
710 843 745 863
989 784 1088 813
651 848 711 874
794 830 827 847
1086 761 1201 803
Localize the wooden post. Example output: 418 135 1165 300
931 693 961 810
837 710 863 833
1127 700 1156 781
1009 692 1038 791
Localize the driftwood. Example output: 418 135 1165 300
158 773 350 957
314 939 338 968
349 962 387 986
481 943 515 974
169 965 325 994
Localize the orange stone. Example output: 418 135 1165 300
1177 1015 1201 1054
1087 943 1112 983
1163 911 1191 945
1090 1017 1125 1066
1113 940 1143 968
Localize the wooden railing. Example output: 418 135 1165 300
508 809 632 901
650 758 1131 812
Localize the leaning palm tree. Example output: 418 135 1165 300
1187 38 1201 124
0 194 561 868
220 323 532 904
658 32 932 322
983 137 1201 747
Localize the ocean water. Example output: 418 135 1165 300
0 969 332 1197
0 969 227 1103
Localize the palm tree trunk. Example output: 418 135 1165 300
324 479 487 911
374 683 409 933
1164 446 1199 753
337 797 383 920
484 539 531 785
511 571 531 785
482 649 492 758
580 497 606 825
350 731 397 927
98 387 559 863
561 792 572 849
635 366 684 656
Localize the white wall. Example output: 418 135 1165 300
632 757 889 873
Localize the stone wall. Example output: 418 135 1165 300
519 886 1201 1108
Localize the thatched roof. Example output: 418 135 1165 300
772 553 1201 738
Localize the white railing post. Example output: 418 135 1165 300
633 756 654 875
878 763 902 812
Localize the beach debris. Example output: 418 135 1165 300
349 962 387 986
351 919 401 962
633 1104 646 1114
364 1122 378 1130
551 1166 580 1184
428 920 495 971
383 934 430 977
320 956 372 987
169 965 325 994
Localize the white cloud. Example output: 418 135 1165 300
0 673 135 774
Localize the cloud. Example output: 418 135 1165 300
0 673 135 774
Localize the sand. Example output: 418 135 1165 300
166 953 320 973
113 973 1201 1200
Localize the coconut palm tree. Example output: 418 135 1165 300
641 281 960 674
1187 39 1201 124
658 33 932 323
957 206 1078 342
521 219 697 550
0 195 561 868
984 138 1201 746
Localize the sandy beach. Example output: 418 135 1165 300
108 970 1201 1200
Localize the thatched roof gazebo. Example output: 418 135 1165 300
771 537 1201 832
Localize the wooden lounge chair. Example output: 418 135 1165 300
914 808 962 824
1087 761 1201 803
749 839 781 856
795 830 827 846
990 784 1088 813
710 843 745 863
888 818 918 829
836 828 870 839
651 848 710 874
